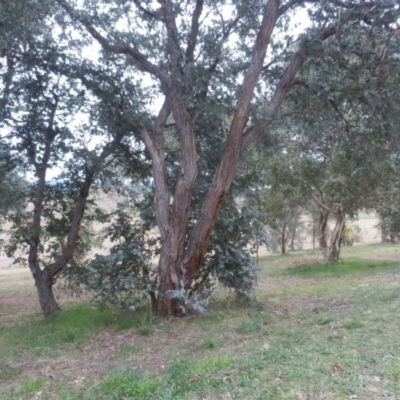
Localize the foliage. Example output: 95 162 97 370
83 207 159 311
0 169 27 230
82 184 268 311
1 0 400 315
342 224 363 247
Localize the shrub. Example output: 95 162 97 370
342 224 362 246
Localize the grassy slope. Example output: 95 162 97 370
0 243 400 399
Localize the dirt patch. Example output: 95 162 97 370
359 254 400 262
0 295 38 306
284 295 347 314
283 257 322 269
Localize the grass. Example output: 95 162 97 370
281 258 399 278
1 242 400 399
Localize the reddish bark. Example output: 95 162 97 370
58 0 344 316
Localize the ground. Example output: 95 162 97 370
1 241 400 399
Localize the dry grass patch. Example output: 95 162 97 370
283 256 322 269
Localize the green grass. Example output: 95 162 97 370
1 243 400 399
1 304 112 350
279 258 398 278
96 371 161 399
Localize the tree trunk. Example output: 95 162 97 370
35 270 61 316
317 208 329 261
290 224 297 251
151 0 284 316
156 238 187 317
281 226 286 254
327 206 345 262
311 210 318 251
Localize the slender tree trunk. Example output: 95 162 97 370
281 225 286 254
32 173 93 316
311 210 318 251
290 224 297 251
327 206 345 262
317 208 329 261
255 234 259 266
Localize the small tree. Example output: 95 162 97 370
342 224 362 246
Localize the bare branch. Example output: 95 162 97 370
154 96 171 140
123 99 171 240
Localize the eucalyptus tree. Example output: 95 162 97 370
274 102 396 261
0 0 149 315
246 147 308 255
47 0 400 315
274 14 400 261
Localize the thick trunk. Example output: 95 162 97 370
317 208 329 261
35 270 61 316
156 234 187 317
327 207 345 262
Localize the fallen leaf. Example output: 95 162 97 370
72 377 85 385
189 374 201 383
331 364 344 373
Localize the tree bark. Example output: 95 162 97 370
327 206 345 262
280 224 287 254
34 270 61 316
153 0 282 316
311 210 318 251
26 127 120 316
317 208 329 261
290 222 297 251
32 172 94 316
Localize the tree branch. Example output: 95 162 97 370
125 100 171 240
46 133 125 278
133 0 163 21
312 193 336 214
161 0 184 71
182 0 281 288
185 0 204 63
241 20 344 150
56 0 169 86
